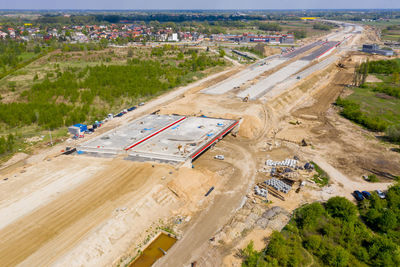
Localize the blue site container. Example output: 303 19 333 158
73 123 88 133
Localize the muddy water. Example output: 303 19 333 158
129 233 177 267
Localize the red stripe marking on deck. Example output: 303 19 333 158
125 116 186 151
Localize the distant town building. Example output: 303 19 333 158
168 33 179 42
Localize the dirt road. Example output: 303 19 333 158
155 141 256 266
312 157 391 195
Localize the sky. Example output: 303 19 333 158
1 0 400 10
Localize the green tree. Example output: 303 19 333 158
324 245 350 267
242 241 265 266
99 38 108 49
386 124 400 142
127 49 133 57
8 81 17 91
219 48 226 58
326 197 357 221
34 45 41 54
293 30 307 39
392 72 400 84
177 52 184 60
378 209 397 232
295 202 325 229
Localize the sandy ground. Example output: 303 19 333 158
0 155 224 266
0 23 398 267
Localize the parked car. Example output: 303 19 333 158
376 190 386 199
115 113 124 117
127 106 137 111
214 155 224 160
353 190 364 201
362 191 372 199
139 102 145 106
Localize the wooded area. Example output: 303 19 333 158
242 186 400 267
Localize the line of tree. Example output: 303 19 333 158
34 13 267 25
257 22 283 32
312 23 333 31
353 61 369 86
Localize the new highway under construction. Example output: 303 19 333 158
1 21 398 267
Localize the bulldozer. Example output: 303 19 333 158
336 62 347 69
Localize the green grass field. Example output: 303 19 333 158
347 86 400 126
18 52 36 61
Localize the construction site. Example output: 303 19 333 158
0 20 400 267
77 114 238 163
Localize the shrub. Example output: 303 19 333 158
386 124 400 142
366 59 400 74
295 202 325 229
313 23 332 31
336 97 388 131
368 174 379 183
326 197 357 221
294 30 307 39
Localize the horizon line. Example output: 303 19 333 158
1 8 400 12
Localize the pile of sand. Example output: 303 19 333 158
167 167 218 207
237 115 263 139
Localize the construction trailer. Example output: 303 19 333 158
68 123 88 136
